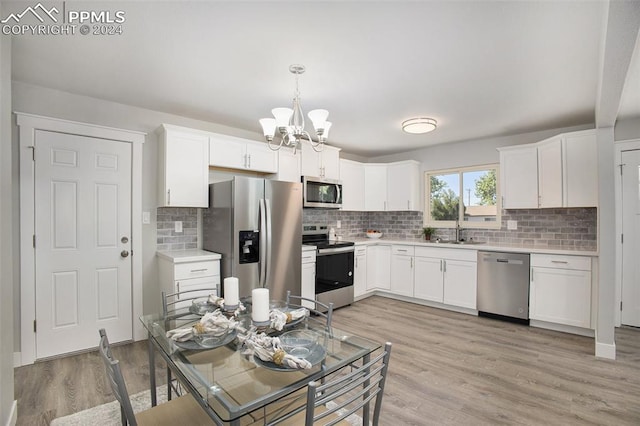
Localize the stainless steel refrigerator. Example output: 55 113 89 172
203 177 302 301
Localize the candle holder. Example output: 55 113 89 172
252 319 270 329
223 303 238 312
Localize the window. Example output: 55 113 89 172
425 165 501 228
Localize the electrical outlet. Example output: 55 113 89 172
175 221 183 233
507 220 517 230
336 220 341 229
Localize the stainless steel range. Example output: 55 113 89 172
302 224 354 310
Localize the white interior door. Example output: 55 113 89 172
621 149 640 327
34 130 133 358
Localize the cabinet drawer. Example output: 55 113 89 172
531 254 591 271
355 247 367 256
301 250 317 264
392 245 414 256
414 246 477 262
174 260 220 280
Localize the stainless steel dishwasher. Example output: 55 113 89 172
477 251 530 324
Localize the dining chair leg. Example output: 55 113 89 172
167 367 172 400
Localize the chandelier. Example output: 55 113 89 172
259 64 331 153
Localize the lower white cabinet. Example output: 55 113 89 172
366 244 391 291
390 245 415 297
157 251 221 310
413 247 477 310
354 245 368 298
530 254 591 328
301 248 317 309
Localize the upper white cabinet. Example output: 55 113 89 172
361 161 421 211
499 145 539 209
563 132 598 207
157 124 210 208
387 161 421 211
209 133 277 173
274 147 302 183
340 159 365 211
301 141 341 180
364 164 388 211
499 130 598 209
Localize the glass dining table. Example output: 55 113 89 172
140 307 381 425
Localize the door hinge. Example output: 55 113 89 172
620 301 623 311
33 235 36 248
28 146 35 161
621 234 623 244
33 320 37 333
619 163 625 175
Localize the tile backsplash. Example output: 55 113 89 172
157 207 597 252
156 207 198 251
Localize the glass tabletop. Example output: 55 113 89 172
140 308 381 423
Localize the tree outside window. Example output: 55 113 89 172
426 166 500 228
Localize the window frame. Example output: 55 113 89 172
424 164 502 229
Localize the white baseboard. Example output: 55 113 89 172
13 352 21 368
595 341 616 360
6 400 17 426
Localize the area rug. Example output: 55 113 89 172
51 386 168 426
51 386 364 425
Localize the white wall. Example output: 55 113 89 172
615 116 640 141
1 7 16 423
11 81 267 352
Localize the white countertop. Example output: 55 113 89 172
156 249 222 263
350 237 598 257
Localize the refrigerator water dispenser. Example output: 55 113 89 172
239 230 259 264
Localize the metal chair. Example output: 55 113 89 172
266 342 393 426
285 290 334 330
161 287 217 400
97 328 216 426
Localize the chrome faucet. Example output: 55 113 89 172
455 220 462 241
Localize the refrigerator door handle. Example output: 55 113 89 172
259 198 267 288
264 198 272 288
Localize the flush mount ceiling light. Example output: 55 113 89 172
259 64 330 153
402 117 437 134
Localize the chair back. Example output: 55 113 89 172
162 287 218 317
98 328 138 426
286 290 334 330
306 342 392 426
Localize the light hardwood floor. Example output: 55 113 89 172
15 296 640 425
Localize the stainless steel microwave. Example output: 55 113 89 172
302 176 342 209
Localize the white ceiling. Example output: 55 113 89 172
7 1 639 157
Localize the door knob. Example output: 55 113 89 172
120 250 130 258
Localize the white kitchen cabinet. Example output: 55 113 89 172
209 133 277 173
340 159 366 211
301 248 317 309
364 164 388 211
157 250 221 310
413 256 443 302
530 254 591 328
537 137 563 208
390 245 415 297
354 245 368 298
563 132 598 207
301 141 341 180
499 129 598 209
366 244 391 291
413 247 477 310
387 161 421 211
442 259 477 309
157 124 210 208
499 145 538 209
274 147 301 183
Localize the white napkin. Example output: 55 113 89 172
270 308 308 331
239 332 312 369
166 310 237 342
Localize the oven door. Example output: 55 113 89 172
315 247 354 294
